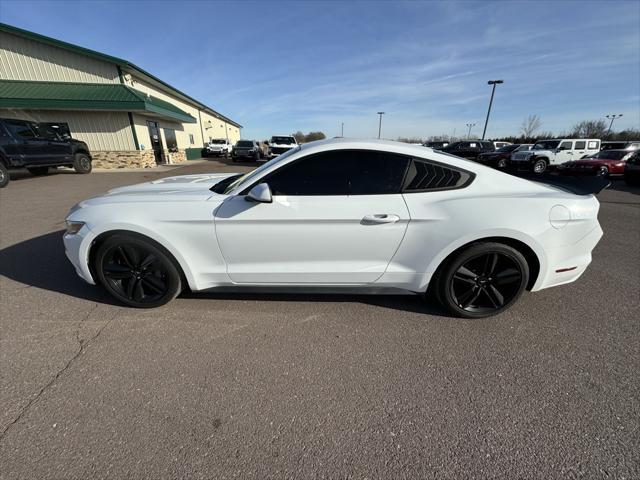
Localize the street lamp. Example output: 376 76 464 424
605 114 623 135
481 80 504 140
341 122 344 137
465 123 477 139
377 112 385 139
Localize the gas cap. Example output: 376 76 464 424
549 204 571 229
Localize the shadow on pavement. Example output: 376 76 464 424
0 230 447 315
0 229 117 304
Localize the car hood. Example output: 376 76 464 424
107 173 238 194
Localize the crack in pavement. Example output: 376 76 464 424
0 304 120 442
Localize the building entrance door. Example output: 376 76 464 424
147 121 164 164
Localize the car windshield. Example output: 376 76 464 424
218 146 301 194
590 150 629 160
271 137 295 145
236 140 254 147
515 144 532 151
533 140 560 150
210 139 226 144
496 145 519 152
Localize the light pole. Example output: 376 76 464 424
465 123 476 139
481 80 504 140
341 122 344 137
377 112 385 139
605 114 623 135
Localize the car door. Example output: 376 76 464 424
555 140 574 164
36 123 73 163
214 149 411 284
4 120 49 164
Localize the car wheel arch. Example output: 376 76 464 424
87 228 192 291
423 234 543 294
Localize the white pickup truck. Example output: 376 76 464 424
510 138 601 173
268 135 298 157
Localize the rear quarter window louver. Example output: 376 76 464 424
403 159 473 192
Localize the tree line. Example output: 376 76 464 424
415 115 639 144
293 131 327 143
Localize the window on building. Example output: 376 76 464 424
262 150 409 196
164 128 178 152
189 134 195 145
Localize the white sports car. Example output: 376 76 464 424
63 139 605 318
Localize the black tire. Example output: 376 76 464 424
0 162 9 188
94 234 182 308
73 153 92 174
27 166 49 176
254 151 260 162
431 242 529 318
598 166 609 177
533 159 547 174
497 158 508 168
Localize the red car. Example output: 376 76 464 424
558 149 636 177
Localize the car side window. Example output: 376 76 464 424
403 159 473 192
587 141 599 149
560 141 573 150
260 150 409 196
575 141 586 149
6 120 38 139
456 142 469 150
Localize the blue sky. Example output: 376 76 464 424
1 0 639 140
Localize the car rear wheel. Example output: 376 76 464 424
27 166 49 176
432 242 529 318
0 163 9 188
94 234 182 308
73 153 92 174
533 159 547 174
497 158 508 168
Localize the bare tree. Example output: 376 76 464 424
570 120 608 139
520 115 542 138
305 131 326 142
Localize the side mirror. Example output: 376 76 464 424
245 183 272 203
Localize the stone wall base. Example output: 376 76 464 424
91 149 188 169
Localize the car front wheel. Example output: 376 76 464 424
94 234 182 308
598 166 609 177
73 153 92 174
433 242 529 318
0 162 9 188
533 159 547 174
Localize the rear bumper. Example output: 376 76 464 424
533 224 603 291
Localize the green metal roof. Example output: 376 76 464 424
0 79 197 123
0 23 241 128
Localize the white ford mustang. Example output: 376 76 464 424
63 139 604 318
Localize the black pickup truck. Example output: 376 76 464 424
0 118 92 188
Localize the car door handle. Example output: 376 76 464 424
361 214 400 225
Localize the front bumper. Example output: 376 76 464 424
63 226 96 285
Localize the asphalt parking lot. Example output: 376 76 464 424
1 160 639 479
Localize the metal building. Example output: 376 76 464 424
0 23 242 168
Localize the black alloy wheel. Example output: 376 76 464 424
95 235 182 308
434 242 529 318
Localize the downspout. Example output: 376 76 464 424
118 65 140 150
198 109 205 146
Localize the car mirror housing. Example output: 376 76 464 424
245 183 272 203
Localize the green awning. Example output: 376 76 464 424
0 79 197 123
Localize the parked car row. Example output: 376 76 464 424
0 117 93 188
426 136 640 184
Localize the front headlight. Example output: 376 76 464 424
65 220 85 235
